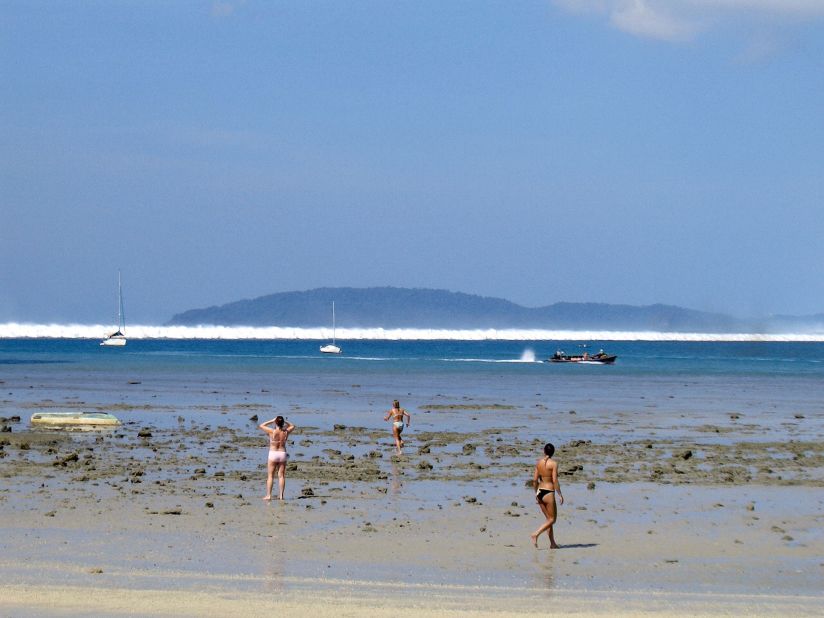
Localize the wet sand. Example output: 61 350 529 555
3 584 823 617
1 394 823 615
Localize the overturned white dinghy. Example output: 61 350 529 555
30 412 121 427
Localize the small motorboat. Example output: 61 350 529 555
30 412 122 427
547 350 617 364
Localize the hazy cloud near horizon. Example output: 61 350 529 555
2 1 824 324
554 0 824 41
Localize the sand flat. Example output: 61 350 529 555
1 463 822 615
2 370 823 615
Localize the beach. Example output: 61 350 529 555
1 339 823 615
7 0 824 611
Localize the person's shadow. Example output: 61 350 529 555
555 543 598 549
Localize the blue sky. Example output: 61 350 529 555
2 0 824 324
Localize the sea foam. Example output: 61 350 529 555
3 323 824 342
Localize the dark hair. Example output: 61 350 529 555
543 443 555 457
275 415 285 429
393 400 400 408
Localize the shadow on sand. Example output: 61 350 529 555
556 543 598 549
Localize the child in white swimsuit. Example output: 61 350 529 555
384 399 410 455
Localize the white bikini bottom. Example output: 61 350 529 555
268 450 288 463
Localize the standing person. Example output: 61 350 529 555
530 443 564 548
259 415 295 501
384 399 410 455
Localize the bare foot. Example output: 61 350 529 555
550 543 559 549
530 534 539 548
263 496 272 501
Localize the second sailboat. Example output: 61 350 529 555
320 301 341 354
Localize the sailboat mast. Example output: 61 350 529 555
332 301 336 345
117 270 125 331
117 271 121 327
117 269 126 332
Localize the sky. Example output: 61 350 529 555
2 0 824 324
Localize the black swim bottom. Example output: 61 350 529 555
536 488 555 502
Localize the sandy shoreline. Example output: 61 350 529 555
3 582 823 617
2 391 824 615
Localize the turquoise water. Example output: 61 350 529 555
5 338 824 375
2 339 823 445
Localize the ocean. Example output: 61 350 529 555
2 336 823 597
2 337 824 446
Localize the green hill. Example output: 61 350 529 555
167 287 744 332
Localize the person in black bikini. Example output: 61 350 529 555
531 443 564 548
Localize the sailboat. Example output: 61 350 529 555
319 301 341 354
100 270 127 346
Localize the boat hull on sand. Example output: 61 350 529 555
30 412 121 427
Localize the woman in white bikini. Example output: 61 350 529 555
259 415 295 501
383 399 410 455
531 442 564 548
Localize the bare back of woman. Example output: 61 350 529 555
259 415 295 501
269 427 288 451
531 443 564 549
383 399 410 455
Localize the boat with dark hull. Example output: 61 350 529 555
547 350 617 364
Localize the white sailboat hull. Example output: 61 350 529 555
100 335 127 346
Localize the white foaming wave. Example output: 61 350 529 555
446 349 540 363
444 358 542 363
4 323 824 342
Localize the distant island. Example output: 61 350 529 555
167 287 768 332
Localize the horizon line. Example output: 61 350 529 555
3 323 824 342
